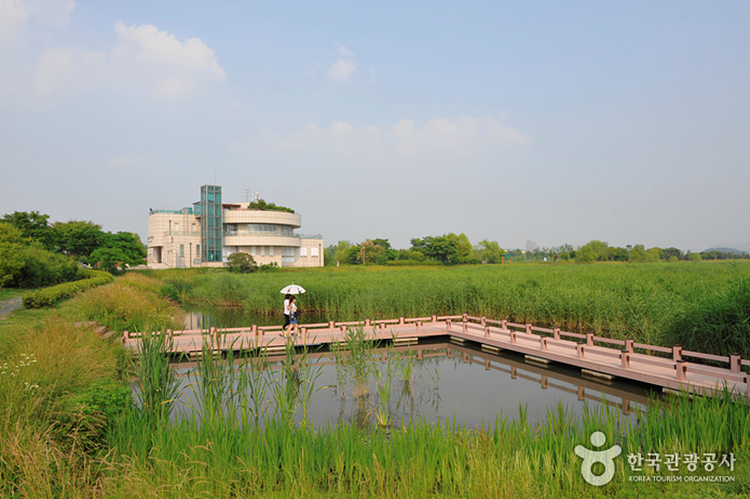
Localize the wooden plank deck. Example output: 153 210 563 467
122 314 749 398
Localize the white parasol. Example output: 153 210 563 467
280 283 306 295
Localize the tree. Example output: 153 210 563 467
50 220 104 260
628 244 647 263
226 252 257 273
0 222 25 288
1 211 52 249
576 245 596 264
475 240 503 263
646 247 662 262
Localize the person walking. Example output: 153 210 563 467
287 296 299 335
283 293 292 330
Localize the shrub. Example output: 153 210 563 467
226 252 257 273
385 259 441 266
23 271 113 308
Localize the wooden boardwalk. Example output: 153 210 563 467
123 314 750 398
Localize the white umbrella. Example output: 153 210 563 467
280 284 306 295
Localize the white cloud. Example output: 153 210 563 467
335 43 353 58
328 58 356 82
253 116 530 160
328 44 356 82
34 46 104 95
111 21 226 98
0 0 28 46
25 0 75 28
0 0 74 46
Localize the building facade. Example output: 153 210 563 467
147 185 324 269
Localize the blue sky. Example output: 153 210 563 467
1 1 748 252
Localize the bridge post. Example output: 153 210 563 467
446 319 452 330
730 353 741 373
501 319 508 331
399 316 405 325
329 320 335 329
463 313 468 323
484 326 490 338
676 359 687 382
481 316 486 327
463 321 468 333
510 330 517 344
122 330 128 344
525 323 532 334
672 345 682 362
621 350 630 369
252 324 257 336
625 338 634 354
553 327 560 341
586 332 594 346
341 324 347 334
365 318 371 327
417 321 422 332
540 336 547 351
576 342 585 359
301 327 307 343
258 328 264 342
432 315 437 323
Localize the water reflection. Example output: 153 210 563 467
169 338 658 428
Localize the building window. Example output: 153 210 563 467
270 246 274 256
300 247 307 257
311 247 319 257
180 244 184 257
260 246 265 256
196 245 200 257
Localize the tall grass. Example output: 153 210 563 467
176 261 750 355
666 274 750 358
65 272 184 332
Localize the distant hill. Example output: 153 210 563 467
709 243 750 253
702 246 750 256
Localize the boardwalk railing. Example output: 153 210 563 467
122 313 749 397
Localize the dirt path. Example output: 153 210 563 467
0 296 23 320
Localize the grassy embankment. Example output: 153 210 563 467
1 263 749 498
0 273 183 498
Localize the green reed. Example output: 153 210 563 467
108 338 750 499
174 261 750 357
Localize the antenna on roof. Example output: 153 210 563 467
243 185 260 203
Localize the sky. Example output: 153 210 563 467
1 1 749 252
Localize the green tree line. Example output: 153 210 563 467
0 211 146 288
325 235 749 267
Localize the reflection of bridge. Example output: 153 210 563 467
172 341 654 418
123 314 749 398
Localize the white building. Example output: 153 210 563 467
147 185 324 269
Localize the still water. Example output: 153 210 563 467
169 335 659 429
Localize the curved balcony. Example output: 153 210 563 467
223 234 301 248
223 210 301 228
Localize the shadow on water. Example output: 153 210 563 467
166 335 660 429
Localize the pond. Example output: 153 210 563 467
167 336 659 429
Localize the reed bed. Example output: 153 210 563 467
175 261 750 356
